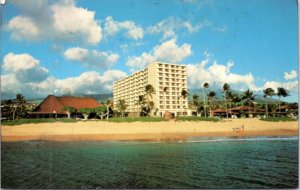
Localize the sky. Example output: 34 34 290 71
1 0 298 102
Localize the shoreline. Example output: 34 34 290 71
1 118 298 142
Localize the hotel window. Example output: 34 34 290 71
173 106 176 109
160 105 164 109
159 82 163 85
171 74 175 77
171 65 174 68
159 68 162 71
165 69 169 72
166 101 170 104
165 73 169 77
178 106 180 109
166 106 170 109
159 101 163 104
165 78 169 81
159 77 163 81
165 82 169 85
159 96 164 99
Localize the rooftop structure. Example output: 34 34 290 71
32 95 101 114
113 62 188 116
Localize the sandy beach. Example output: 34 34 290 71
1 118 298 142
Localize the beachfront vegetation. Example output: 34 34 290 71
62 106 77 119
2 83 297 124
105 117 167 122
2 118 77 126
260 117 297 122
176 116 220 122
115 99 128 117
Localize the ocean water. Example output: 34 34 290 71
1 137 298 189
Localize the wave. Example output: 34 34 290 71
185 136 298 143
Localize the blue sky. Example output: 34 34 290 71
1 0 298 102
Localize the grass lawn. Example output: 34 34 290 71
260 117 298 122
105 117 167 122
104 116 220 122
2 116 221 125
2 118 77 126
176 116 220 122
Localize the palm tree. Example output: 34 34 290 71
203 82 209 117
145 84 156 116
222 83 231 118
263 88 275 117
207 91 216 117
276 87 290 115
116 99 128 117
136 95 146 116
181 89 188 115
191 95 199 108
105 99 112 120
242 89 255 117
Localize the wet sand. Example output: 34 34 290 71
1 118 298 142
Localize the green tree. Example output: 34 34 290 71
80 108 94 120
135 95 146 116
95 106 107 119
222 83 231 118
242 89 255 116
61 106 77 119
263 88 275 117
105 99 112 120
116 99 128 117
276 87 290 114
207 91 216 117
191 94 199 108
145 84 156 116
203 82 210 117
10 94 27 122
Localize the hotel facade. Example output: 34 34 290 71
113 62 188 117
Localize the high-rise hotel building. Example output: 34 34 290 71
113 62 188 116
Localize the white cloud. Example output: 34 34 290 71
263 80 298 92
64 47 119 68
104 16 144 40
148 17 211 40
187 52 258 91
284 70 297 80
3 53 49 83
1 52 127 99
6 0 102 44
7 16 40 41
126 38 191 71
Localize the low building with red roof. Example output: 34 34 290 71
30 95 101 118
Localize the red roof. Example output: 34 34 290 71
32 95 101 114
230 106 255 111
213 108 227 113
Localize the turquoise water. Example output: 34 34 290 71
1 137 298 189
